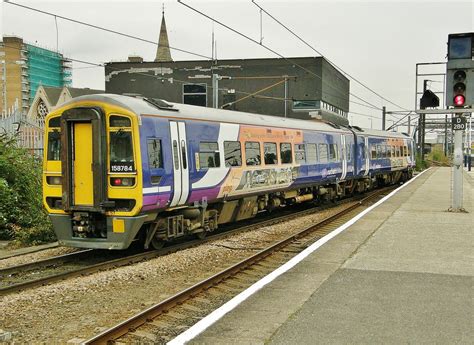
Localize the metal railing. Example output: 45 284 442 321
0 109 44 158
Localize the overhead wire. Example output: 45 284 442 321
4 0 213 60
251 0 411 112
1 43 293 105
177 0 383 113
5 0 389 120
5 1 357 109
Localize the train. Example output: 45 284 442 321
42 94 415 250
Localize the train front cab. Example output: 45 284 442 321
43 103 147 249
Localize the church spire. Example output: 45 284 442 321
155 5 173 62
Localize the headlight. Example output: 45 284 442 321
110 177 135 186
46 176 62 185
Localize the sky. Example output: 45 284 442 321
1 0 473 130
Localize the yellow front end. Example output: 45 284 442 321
43 100 147 249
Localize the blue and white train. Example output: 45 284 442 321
42 94 415 249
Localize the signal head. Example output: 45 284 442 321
453 94 465 107
453 70 466 82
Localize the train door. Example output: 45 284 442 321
340 135 347 180
364 136 370 176
72 122 94 206
169 121 190 207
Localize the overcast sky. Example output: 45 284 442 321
1 0 472 130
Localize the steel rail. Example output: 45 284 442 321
84 187 392 344
0 249 92 276
0 192 362 296
0 186 391 297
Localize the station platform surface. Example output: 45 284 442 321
189 167 473 344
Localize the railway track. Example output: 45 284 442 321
0 193 356 296
84 186 393 344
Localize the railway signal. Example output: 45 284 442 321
446 32 473 212
446 33 473 108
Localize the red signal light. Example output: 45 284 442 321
113 178 122 186
453 94 465 106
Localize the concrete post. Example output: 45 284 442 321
382 106 386 130
212 73 219 109
451 116 464 211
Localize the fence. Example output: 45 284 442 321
0 110 45 158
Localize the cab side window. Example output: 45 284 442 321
147 139 163 169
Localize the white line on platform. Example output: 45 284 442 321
167 168 431 345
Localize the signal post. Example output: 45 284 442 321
446 33 473 212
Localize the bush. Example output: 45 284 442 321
427 149 451 166
0 133 55 245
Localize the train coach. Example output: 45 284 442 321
42 94 415 250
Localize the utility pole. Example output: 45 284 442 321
382 106 386 130
284 76 288 118
212 73 219 109
444 114 448 155
451 115 466 211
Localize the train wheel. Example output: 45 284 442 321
151 236 165 249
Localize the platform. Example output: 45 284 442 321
185 167 473 344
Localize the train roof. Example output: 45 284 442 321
60 94 411 140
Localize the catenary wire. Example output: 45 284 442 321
4 0 213 60
251 0 411 113
177 0 383 112
5 0 383 119
5 1 372 116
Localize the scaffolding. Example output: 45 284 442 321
25 44 72 103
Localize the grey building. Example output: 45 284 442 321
104 13 349 120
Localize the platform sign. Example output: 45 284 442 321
452 116 467 131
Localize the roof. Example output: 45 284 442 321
58 94 411 140
60 94 351 134
42 86 63 105
67 87 104 98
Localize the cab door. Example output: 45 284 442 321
73 122 94 206
169 121 189 207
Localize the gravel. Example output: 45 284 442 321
0 247 80 269
0 203 352 343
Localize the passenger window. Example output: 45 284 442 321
245 142 261 166
329 144 338 161
318 143 328 163
376 145 382 159
224 141 242 167
295 144 306 164
264 142 278 165
147 139 163 169
172 140 179 170
346 143 352 161
371 145 376 159
181 140 187 169
306 143 317 163
280 143 292 164
198 142 220 169
47 130 61 161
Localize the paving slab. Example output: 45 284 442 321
189 168 473 345
269 269 473 345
